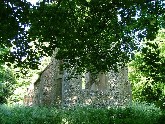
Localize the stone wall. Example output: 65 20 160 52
34 55 63 106
32 51 132 107
61 68 132 107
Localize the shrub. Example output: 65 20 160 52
0 102 162 124
108 102 161 124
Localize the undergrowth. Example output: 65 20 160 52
0 102 164 124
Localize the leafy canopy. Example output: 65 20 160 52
1 0 165 73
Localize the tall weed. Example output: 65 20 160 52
0 102 163 124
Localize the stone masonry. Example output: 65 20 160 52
32 50 132 107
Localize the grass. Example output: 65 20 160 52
0 102 164 124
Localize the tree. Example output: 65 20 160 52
0 0 31 73
0 46 51 104
0 66 17 104
129 29 165 109
0 48 17 104
0 0 165 73
0 0 30 44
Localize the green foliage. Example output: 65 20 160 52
0 102 162 124
0 105 62 124
129 29 165 109
0 48 17 104
0 66 16 104
0 0 165 73
158 110 165 124
0 0 30 61
65 107 109 124
26 0 164 73
0 0 30 43
0 0 31 74
6 55 51 104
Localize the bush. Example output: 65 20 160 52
0 102 162 124
158 110 165 124
108 102 161 124
0 105 62 124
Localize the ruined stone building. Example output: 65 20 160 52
27 50 132 108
